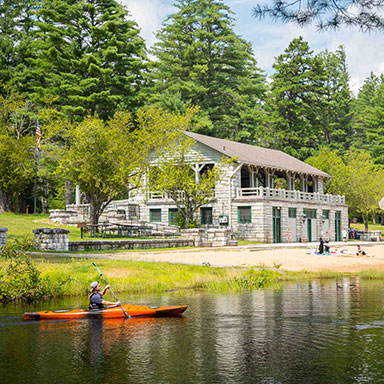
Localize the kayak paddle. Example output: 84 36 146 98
92 262 131 319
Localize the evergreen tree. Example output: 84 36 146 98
317 46 353 151
253 0 384 31
150 0 266 142
0 0 38 96
266 37 325 160
353 73 384 165
28 0 148 120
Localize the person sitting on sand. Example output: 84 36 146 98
89 282 120 310
318 237 324 254
324 238 330 253
356 245 366 257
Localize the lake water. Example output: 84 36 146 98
1 278 384 384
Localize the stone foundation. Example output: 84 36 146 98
33 228 70 251
69 238 194 251
356 230 382 242
0 227 7 247
180 228 233 247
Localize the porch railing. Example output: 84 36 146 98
147 191 186 200
236 187 345 204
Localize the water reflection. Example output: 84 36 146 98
1 279 384 383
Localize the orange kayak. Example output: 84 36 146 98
23 304 188 320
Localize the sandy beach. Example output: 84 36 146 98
112 242 384 273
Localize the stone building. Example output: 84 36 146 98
108 132 348 243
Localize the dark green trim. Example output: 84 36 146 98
238 206 251 224
150 208 162 222
168 208 178 225
288 208 297 218
200 207 213 225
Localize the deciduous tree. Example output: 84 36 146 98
60 107 193 224
307 148 384 230
149 134 231 228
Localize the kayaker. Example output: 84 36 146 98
89 281 120 310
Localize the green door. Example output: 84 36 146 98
307 219 312 242
273 207 281 243
335 211 341 241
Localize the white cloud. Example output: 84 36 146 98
120 0 175 49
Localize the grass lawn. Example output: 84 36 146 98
0 212 188 248
0 212 86 242
350 222 384 232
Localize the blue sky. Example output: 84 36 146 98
121 0 383 94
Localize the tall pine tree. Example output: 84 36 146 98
28 0 148 121
0 0 38 96
317 46 353 151
353 73 384 165
266 37 325 160
150 0 266 142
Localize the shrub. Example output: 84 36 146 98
0 243 60 302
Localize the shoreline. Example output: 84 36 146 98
31 241 384 273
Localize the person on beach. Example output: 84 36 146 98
342 229 348 242
318 238 324 254
356 245 366 257
89 282 120 310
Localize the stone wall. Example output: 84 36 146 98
33 228 70 251
69 238 194 251
356 230 382 242
0 227 7 247
231 200 348 243
180 228 233 247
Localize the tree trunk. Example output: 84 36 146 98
0 191 12 212
363 216 369 232
381 212 384 226
65 180 72 206
90 200 101 225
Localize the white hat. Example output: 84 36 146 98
90 281 99 292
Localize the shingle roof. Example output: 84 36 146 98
185 131 330 177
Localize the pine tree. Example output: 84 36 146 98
353 73 384 165
266 37 326 160
0 0 38 96
150 0 266 142
28 0 148 120
317 46 353 151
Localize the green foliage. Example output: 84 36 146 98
0 243 49 302
318 46 353 151
25 0 148 120
60 107 191 224
150 131 232 227
0 92 36 212
150 0 267 142
266 38 354 160
0 0 38 97
307 148 384 230
266 37 326 160
353 73 384 165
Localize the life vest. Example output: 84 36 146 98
89 293 104 310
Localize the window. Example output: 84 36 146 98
304 209 316 219
322 210 329 220
238 206 251 224
150 209 161 222
169 208 179 225
201 207 213 225
288 208 297 218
